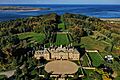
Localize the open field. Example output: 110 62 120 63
17 32 110 52
81 54 89 67
81 36 110 51
58 23 65 30
55 33 69 46
82 69 102 80
17 32 72 46
17 32 45 43
82 69 94 80
87 52 104 67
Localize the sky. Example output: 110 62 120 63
0 0 120 4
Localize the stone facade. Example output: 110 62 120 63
34 45 80 60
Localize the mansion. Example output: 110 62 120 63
34 45 80 60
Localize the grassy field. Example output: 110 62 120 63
17 32 71 46
82 69 102 80
87 52 104 67
17 32 45 43
17 32 110 52
82 69 95 80
81 54 89 67
80 36 110 52
55 33 69 46
58 23 65 31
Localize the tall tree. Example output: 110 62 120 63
69 26 84 43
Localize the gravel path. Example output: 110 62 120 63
45 60 78 74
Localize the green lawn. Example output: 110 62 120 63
87 52 104 67
55 33 69 46
17 32 45 43
17 32 71 46
80 36 110 52
82 69 95 80
81 54 89 67
58 23 65 31
82 69 102 80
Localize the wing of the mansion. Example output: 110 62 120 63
34 45 80 60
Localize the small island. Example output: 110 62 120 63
0 6 50 11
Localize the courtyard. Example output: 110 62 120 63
45 60 78 75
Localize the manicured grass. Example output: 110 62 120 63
17 32 45 43
58 23 65 30
87 52 104 67
55 33 69 46
82 69 102 80
82 69 95 80
81 36 110 52
81 54 89 67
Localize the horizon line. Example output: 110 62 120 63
0 3 120 5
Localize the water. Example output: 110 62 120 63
0 4 120 21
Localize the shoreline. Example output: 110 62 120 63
0 6 50 12
0 9 42 12
100 18 120 21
